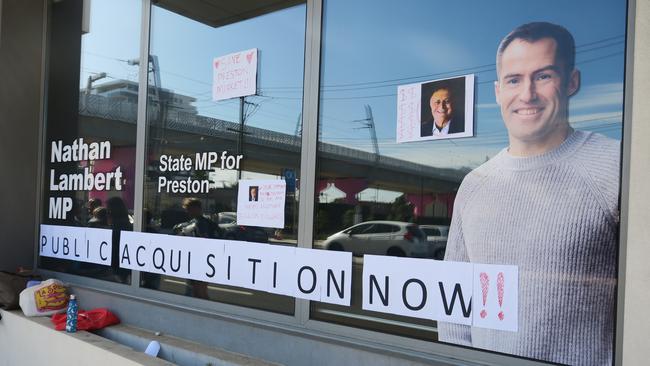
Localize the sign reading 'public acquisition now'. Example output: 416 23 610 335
39 225 518 331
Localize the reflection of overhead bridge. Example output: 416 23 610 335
79 94 466 196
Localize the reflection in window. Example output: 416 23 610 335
312 0 625 344
40 0 141 283
140 0 306 315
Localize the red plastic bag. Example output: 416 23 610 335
51 308 120 331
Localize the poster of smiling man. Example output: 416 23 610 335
437 22 621 366
396 75 474 143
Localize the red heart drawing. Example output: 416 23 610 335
246 52 254 64
214 60 220 69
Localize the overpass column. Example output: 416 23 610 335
435 192 456 218
332 178 368 204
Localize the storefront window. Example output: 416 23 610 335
40 0 141 283
36 0 630 363
312 0 626 364
139 0 306 314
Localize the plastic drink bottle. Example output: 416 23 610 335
66 294 78 333
145 340 161 357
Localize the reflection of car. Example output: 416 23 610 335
216 212 268 243
419 225 449 260
322 221 427 257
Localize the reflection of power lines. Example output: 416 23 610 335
261 40 625 101
80 34 625 101
352 105 379 159
80 33 625 97
261 35 625 93
324 114 623 148
267 49 624 102
78 34 625 142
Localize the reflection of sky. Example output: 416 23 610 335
81 0 627 172
316 0 627 169
81 0 306 136
79 0 141 86
147 4 306 133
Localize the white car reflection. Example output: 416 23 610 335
322 221 428 257
419 224 449 260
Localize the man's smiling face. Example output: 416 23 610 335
495 37 579 150
429 88 453 127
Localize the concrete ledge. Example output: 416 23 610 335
0 309 174 366
96 323 283 366
0 309 282 366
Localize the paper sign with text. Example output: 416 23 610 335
396 83 421 143
472 263 518 332
224 241 274 292
293 248 352 305
362 255 517 330
362 255 439 319
39 224 112 266
212 48 258 101
119 231 352 305
396 74 474 143
237 179 286 228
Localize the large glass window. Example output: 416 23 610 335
313 0 626 364
140 0 307 314
40 0 141 283
37 1 629 364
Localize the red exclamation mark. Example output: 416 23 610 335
480 272 489 319
497 272 505 321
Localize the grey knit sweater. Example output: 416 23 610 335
438 130 619 366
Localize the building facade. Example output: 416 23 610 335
1 0 649 365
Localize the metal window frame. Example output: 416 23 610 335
130 0 151 291
33 0 638 365
614 0 637 365
38 0 301 329
295 0 322 326
33 0 50 270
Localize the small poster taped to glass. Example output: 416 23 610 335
236 179 286 228
396 75 474 143
212 48 258 102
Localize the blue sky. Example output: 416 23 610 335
80 0 627 174
315 0 627 169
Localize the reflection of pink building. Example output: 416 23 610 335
317 178 368 205
406 193 455 218
89 146 135 210
317 178 455 218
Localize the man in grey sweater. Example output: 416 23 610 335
438 22 619 366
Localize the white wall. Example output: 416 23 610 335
619 0 650 365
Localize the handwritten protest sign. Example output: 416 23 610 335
396 84 421 143
212 48 258 101
396 74 475 143
472 263 518 331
